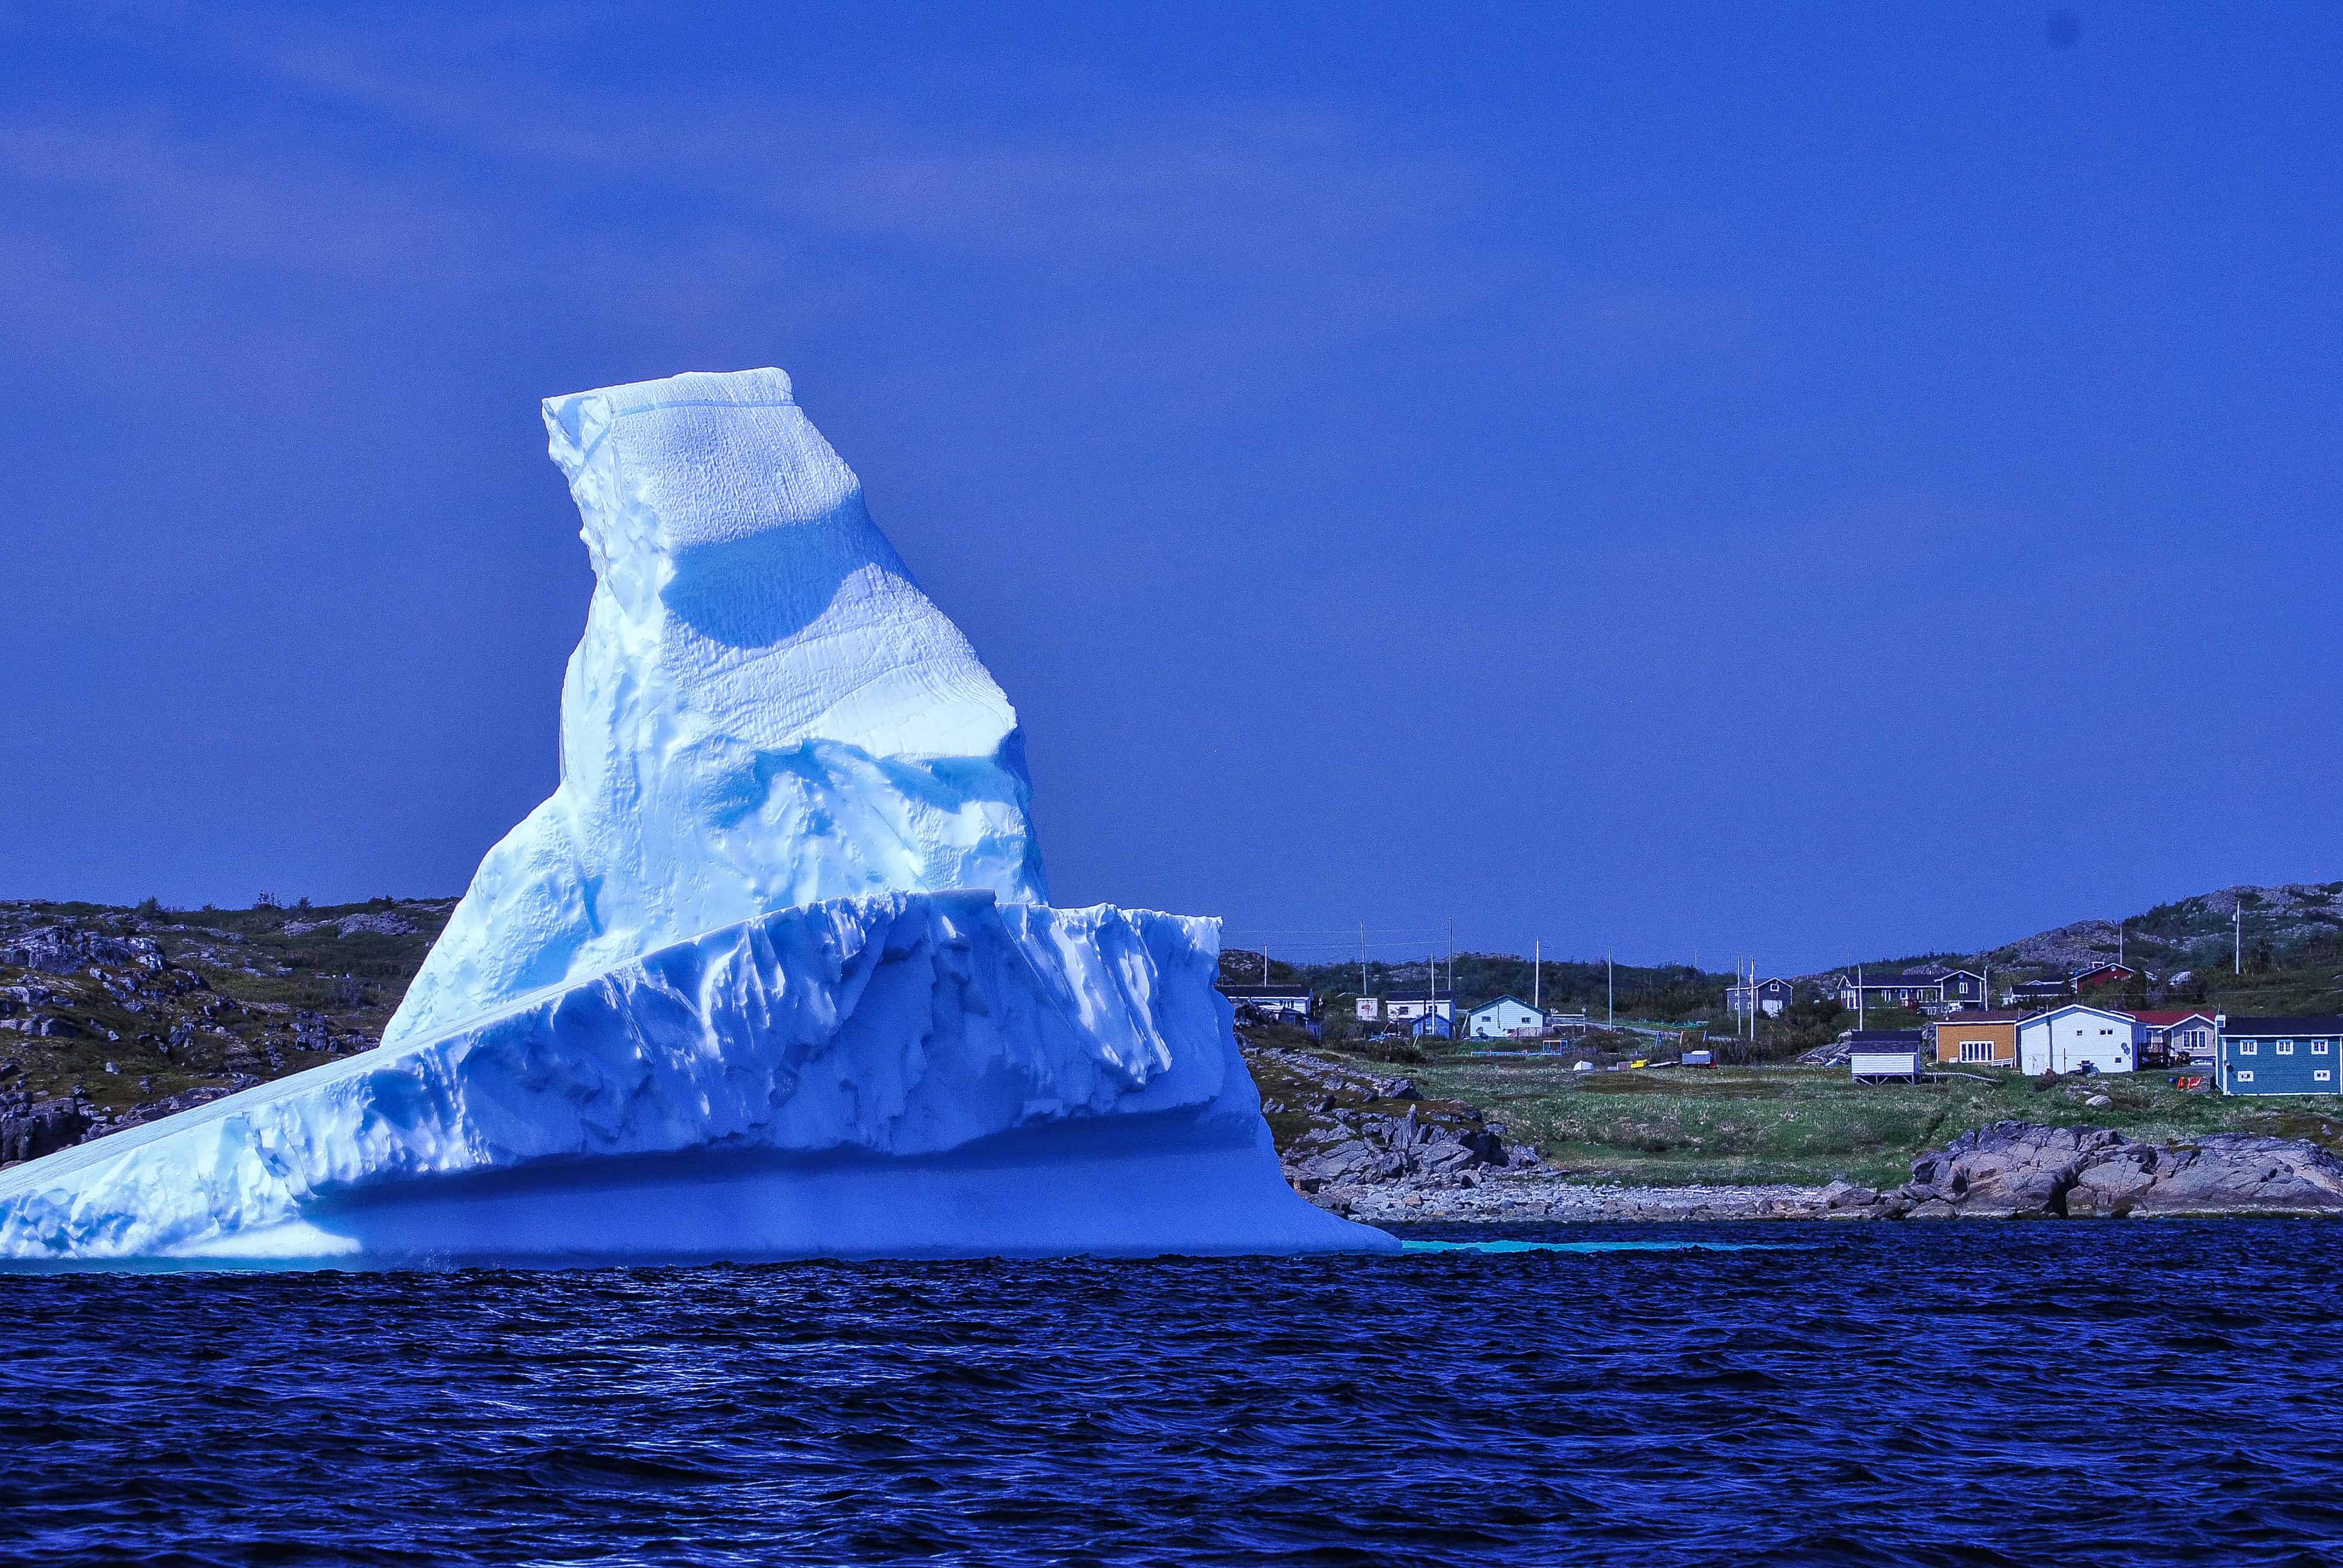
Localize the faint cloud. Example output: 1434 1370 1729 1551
1 8 1521 405
0 119 483 283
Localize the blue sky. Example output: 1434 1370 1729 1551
5 4 2339 974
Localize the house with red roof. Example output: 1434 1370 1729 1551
2132 1009 2219 1068
2073 962 2141 994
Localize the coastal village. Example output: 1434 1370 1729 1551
1224 956 2335 1100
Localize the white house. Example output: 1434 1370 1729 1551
1385 990 1453 1024
1466 995 1544 1039
1217 984 1312 1022
2017 1005 2140 1075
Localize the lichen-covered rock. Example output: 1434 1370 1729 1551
2123 1135 2343 1217
1892 1122 2343 1220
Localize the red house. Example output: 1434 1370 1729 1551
2073 963 2140 993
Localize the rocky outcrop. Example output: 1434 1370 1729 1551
1878 1122 2343 1219
1283 1104 1535 1191
0 1093 92 1165
335 912 415 938
0 927 163 975
1248 1044 1536 1201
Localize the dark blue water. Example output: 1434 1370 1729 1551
4 1221 2339 1567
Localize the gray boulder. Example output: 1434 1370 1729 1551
2125 1135 2343 1217
1892 1122 2343 1219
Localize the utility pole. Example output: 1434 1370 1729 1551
1533 938 1541 1011
2235 906 2243 975
1607 949 1614 1027
1447 918 1455 1001
1359 922 1366 998
1858 962 1865 1031
1263 944 1269 984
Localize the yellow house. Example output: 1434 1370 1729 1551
1932 1011 2022 1067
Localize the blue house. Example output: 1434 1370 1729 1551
1410 1010 1452 1040
2218 1014 2343 1097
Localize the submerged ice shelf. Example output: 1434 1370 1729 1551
0 368 1391 1265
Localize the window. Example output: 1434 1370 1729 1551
2237 1070 2256 1083
2315 1041 2332 1056
2240 1041 2259 1056
2278 1040 2297 1056
2318 1071 2333 1084
1959 1040 1997 1063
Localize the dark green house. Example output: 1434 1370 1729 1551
2218 1014 2343 1097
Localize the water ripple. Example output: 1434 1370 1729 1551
2 1221 2340 1565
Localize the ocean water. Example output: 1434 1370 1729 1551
3 1220 2338 1566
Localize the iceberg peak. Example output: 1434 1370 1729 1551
385 368 1047 1047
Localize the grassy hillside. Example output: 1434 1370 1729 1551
0 897 451 1117
1388 1054 2341 1188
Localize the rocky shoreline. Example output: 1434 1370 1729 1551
1257 1045 2343 1223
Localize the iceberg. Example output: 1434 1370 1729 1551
0 368 1390 1266
389 369 1049 1050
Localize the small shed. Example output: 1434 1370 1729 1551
1850 1048 1922 1083
1410 1010 1453 1040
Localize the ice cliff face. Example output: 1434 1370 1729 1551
0 895 1369 1263
0 368 1389 1266
387 368 1047 1048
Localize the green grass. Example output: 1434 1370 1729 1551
1364 1056 2343 1187
0 897 455 1117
